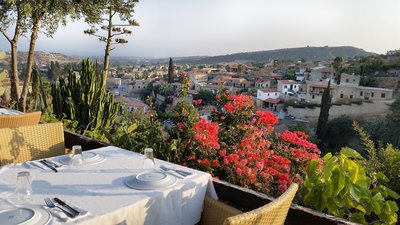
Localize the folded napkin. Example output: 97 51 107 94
26 160 63 172
45 201 89 223
160 166 195 179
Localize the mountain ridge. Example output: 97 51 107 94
175 46 376 64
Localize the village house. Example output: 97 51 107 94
189 70 209 85
113 95 149 113
309 66 335 81
254 78 273 88
299 73 393 104
277 80 300 95
256 88 283 111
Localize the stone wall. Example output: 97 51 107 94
288 100 393 122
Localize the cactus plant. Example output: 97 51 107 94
51 59 119 135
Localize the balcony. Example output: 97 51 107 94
65 131 354 225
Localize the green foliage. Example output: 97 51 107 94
319 115 356 154
167 57 174 83
359 76 378 87
284 69 295 80
300 148 399 224
0 51 6 96
51 59 119 135
104 110 175 162
195 89 214 105
28 65 41 111
363 97 400 148
354 123 400 195
316 80 331 139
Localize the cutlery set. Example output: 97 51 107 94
31 159 61 172
44 197 80 218
159 165 192 177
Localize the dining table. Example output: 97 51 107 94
0 108 22 115
0 146 218 225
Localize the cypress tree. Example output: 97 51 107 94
316 80 331 139
167 57 174 83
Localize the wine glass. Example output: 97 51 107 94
142 148 155 170
70 145 83 166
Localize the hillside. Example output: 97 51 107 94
0 51 80 65
176 46 375 64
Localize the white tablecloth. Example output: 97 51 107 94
0 146 218 225
0 108 22 115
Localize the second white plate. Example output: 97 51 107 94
125 171 177 190
58 152 106 165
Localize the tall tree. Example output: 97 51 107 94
0 0 29 109
316 80 331 139
333 56 344 84
167 57 174 83
18 0 74 111
83 0 139 89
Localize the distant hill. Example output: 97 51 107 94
0 51 80 65
176 46 376 64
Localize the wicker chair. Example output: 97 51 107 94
201 183 299 225
0 122 65 166
0 111 42 128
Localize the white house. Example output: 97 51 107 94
257 88 281 101
256 88 283 111
277 80 300 95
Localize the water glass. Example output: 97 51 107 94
142 148 155 169
70 145 83 166
15 171 32 203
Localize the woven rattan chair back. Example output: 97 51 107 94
0 111 42 128
0 122 65 166
223 183 299 225
201 196 243 225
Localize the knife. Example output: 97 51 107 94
53 198 80 216
39 160 58 172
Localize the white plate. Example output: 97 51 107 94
0 207 51 225
28 207 51 225
125 171 177 190
0 207 35 225
58 152 106 165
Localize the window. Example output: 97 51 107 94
360 91 363 96
346 79 349 82
284 85 287 89
340 93 344 98
371 92 374 97
267 93 270 96
312 95 315 99
350 95 353 99
381 93 386 98
275 93 277 96
353 79 355 82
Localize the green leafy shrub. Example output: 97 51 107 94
299 148 399 224
354 123 400 196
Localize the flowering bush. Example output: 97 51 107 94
173 87 321 197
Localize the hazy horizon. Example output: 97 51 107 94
1 0 400 58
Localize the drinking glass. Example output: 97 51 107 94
70 145 83 166
142 148 155 169
14 171 32 203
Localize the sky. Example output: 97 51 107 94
1 0 400 58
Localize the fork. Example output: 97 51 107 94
44 198 75 218
160 165 192 177
42 159 62 168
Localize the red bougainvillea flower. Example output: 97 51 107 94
193 99 202 105
278 130 321 154
181 71 187 77
177 122 186 132
192 118 220 149
256 111 278 126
